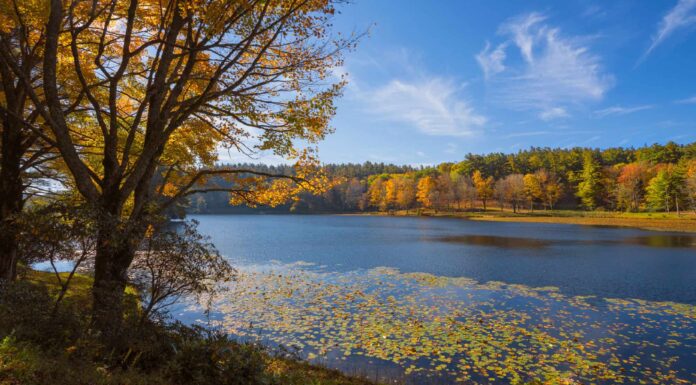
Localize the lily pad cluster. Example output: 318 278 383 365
192 263 696 385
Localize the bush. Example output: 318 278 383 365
0 280 86 348
161 324 270 385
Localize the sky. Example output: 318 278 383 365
223 0 696 166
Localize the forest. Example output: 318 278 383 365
189 141 696 215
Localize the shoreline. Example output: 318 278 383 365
346 210 696 233
186 210 696 233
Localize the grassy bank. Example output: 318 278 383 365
356 209 696 233
0 268 377 385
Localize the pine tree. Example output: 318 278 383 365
646 166 686 213
576 152 603 210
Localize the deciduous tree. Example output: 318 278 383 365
615 162 650 211
472 170 494 210
1 0 355 340
394 176 416 212
367 177 387 211
495 174 525 213
416 176 436 210
0 2 58 281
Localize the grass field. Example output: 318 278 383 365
360 209 696 233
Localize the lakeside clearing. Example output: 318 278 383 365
353 210 696 233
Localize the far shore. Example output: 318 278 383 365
346 209 696 233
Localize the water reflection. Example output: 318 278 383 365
622 235 696 248
437 235 550 248
435 233 696 249
191 215 696 308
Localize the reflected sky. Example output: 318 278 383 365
189 215 696 304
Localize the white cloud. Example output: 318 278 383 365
367 78 486 136
593 105 654 117
476 42 507 79
477 12 613 119
539 107 569 121
676 95 696 104
645 0 696 58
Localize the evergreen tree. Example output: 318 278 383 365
646 166 686 213
576 152 603 210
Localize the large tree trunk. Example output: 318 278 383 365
0 117 24 282
91 174 152 344
92 228 136 345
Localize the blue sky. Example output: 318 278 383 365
224 1 696 165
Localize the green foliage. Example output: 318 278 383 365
646 166 686 212
576 151 603 210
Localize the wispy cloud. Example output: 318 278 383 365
644 0 696 59
504 130 553 138
366 78 486 136
477 12 613 120
675 95 696 104
539 107 569 121
593 105 655 117
476 42 507 79
582 5 607 20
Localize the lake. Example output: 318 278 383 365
181 214 696 384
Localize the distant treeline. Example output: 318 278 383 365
188 141 696 214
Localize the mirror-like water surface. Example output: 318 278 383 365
180 215 696 384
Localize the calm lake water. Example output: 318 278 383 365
182 214 696 384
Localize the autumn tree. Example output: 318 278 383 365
367 177 387 211
383 177 399 211
452 173 475 209
1 0 355 340
472 170 494 210
615 162 650 211
435 173 455 210
495 174 525 213
0 2 58 281
394 176 416 212
523 173 539 211
523 169 562 210
416 176 436 210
